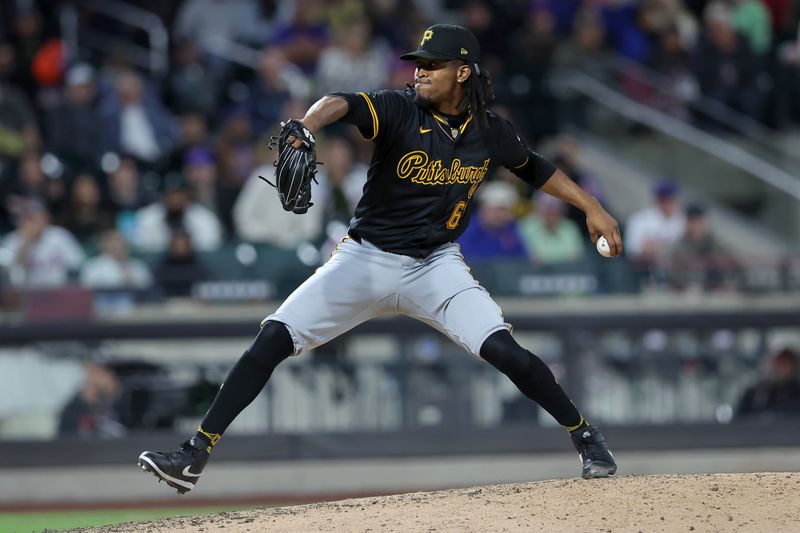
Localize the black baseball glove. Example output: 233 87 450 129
261 119 320 214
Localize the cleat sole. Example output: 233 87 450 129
582 463 617 479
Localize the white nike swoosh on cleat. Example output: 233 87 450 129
138 453 195 491
182 466 202 478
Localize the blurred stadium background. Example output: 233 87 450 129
0 0 799 530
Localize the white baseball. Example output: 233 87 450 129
596 236 612 257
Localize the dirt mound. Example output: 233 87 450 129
81 472 800 532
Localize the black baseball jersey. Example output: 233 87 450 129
331 89 557 258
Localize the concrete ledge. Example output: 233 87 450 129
2 422 800 468
3 447 800 507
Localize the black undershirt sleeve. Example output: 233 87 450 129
491 117 557 189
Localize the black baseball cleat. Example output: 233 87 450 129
570 425 617 479
138 437 210 494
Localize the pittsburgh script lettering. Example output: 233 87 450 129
396 151 490 198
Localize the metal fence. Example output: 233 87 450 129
1 304 798 440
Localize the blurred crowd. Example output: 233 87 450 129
736 344 800 420
0 0 797 299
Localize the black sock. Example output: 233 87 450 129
480 330 584 428
196 322 293 447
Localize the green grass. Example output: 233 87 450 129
0 505 260 532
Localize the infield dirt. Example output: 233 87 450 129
77 472 799 532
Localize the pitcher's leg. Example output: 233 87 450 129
479 329 582 428
398 245 510 354
139 240 398 493
197 321 293 441
434 286 581 427
266 239 398 356
200 244 388 443
138 321 293 494
405 262 617 479
480 328 616 479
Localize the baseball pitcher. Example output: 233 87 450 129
139 24 621 494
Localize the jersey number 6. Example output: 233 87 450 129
446 201 467 229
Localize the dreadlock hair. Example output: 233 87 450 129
461 63 494 129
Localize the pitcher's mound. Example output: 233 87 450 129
87 472 800 532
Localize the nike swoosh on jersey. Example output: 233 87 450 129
419 127 432 134
182 465 202 478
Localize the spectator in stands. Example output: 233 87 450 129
214 111 257 233
5 4 53 96
637 0 676 57
3 0 795 280
315 136 368 225
58 172 114 248
506 7 559 140
690 2 766 122
100 69 175 165
12 151 47 198
80 229 152 290
107 156 157 241
239 0 298 46
519 193 584 265
667 204 735 290
364 0 424 50
737 346 800 419
154 228 208 298
233 142 323 248
598 0 652 62
0 42 16 88
1 199 84 288
660 0 700 50
173 0 254 57
611 1 698 113
58 362 125 438
133 179 222 253
215 112 256 185
771 22 800 129
270 0 329 74
729 0 773 55
183 146 220 216
764 0 799 41
461 0 510 61
243 46 310 137
549 135 605 230
2 151 66 233
625 179 686 265
554 8 609 72
166 112 211 177
552 7 611 126
45 63 106 173
315 17 390 96
647 24 699 121
458 181 527 263
0 67 41 176
165 40 221 117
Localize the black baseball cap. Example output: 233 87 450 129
400 24 481 65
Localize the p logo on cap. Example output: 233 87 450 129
460 48 468 55
420 30 433 46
